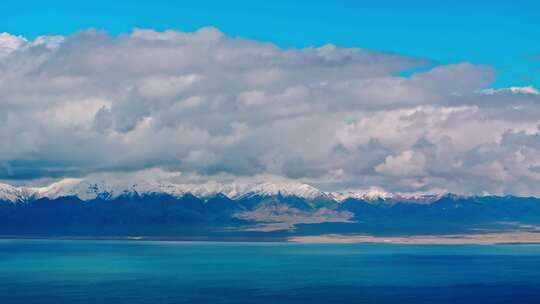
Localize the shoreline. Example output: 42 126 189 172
1 231 540 245
288 232 540 245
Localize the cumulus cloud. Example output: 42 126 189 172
0 28 539 195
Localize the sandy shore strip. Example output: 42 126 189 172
288 232 540 244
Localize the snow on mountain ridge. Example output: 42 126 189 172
2 178 445 203
0 182 34 202
238 182 324 200
328 187 395 202
329 187 446 204
22 178 326 201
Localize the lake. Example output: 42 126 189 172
1 239 539 303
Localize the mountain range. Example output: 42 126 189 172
1 178 539 238
0 177 442 203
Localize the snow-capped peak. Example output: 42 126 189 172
0 175 445 204
328 187 395 202
239 181 324 200
10 176 325 202
328 187 446 203
0 182 33 202
34 178 178 201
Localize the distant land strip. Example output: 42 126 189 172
288 232 540 244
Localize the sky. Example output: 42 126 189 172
2 0 539 88
1 1 540 195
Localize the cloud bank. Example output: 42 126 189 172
1 27 540 195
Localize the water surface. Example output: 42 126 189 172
1 239 539 303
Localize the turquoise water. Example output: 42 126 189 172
1 240 540 303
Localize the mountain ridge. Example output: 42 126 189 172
1 179 539 235
1 178 461 204
2 178 539 236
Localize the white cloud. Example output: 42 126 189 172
0 27 539 196
0 32 27 58
481 85 540 96
375 150 427 177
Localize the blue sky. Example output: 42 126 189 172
2 0 539 88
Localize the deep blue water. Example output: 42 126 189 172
1 239 540 303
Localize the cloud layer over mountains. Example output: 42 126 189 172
1 28 540 195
